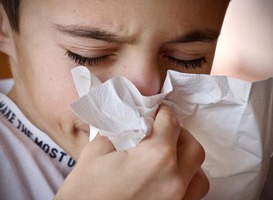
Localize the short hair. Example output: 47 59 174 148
0 0 21 33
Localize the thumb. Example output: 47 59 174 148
150 104 180 148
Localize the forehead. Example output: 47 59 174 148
20 0 229 41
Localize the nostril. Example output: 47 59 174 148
132 76 162 96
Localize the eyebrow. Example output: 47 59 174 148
170 30 220 43
54 24 130 43
54 24 219 44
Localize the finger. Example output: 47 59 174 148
142 103 180 148
82 134 116 158
177 127 205 181
182 169 210 200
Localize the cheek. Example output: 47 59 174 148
33 61 79 114
15 40 79 115
29 63 80 133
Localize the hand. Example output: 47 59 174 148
54 104 209 200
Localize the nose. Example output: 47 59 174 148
125 67 161 96
92 50 164 96
117 55 162 96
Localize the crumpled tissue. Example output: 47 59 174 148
71 66 273 200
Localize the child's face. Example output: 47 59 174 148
5 0 229 158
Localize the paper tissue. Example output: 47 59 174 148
71 66 273 200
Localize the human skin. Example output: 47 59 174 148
0 0 229 199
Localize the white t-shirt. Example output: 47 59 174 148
0 81 75 200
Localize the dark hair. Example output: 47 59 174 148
0 0 21 32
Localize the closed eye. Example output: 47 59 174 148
165 55 206 69
66 50 206 70
66 50 112 66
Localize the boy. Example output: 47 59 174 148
0 0 230 199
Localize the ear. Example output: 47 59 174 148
0 5 16 57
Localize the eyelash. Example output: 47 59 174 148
66 51 111 66
66 50 206 69
165 56 206 69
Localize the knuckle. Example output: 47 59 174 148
158 106 180 129
167 177 188 199
156 177 187 200
166 113 180 129
157 145 177 166
193 141 206 164
202 177 210 197
184 170 210 199
148 144 177 171
185 135 206 164
173 177 188 196
198 170 210 198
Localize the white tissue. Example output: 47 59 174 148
71 66 273 200
71 66 171 150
